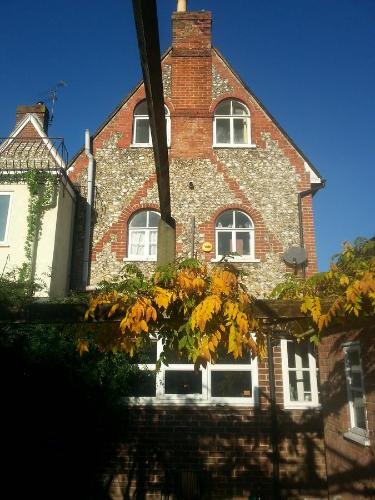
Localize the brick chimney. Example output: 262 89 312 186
171 8 213 158
16 102 50 134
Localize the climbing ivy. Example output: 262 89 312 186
0 169 57 282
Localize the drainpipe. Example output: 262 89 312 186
297 179 326 276
191 216 195 258
82 129 95 288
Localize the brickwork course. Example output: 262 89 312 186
67 7 329 499
318 327 375 499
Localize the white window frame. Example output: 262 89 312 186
281 339 320 409
132 102 171 147
213 99 253 147
343 342 370 446
126 210 160 262
0 192 12 245
214 209 258 262
125 339 258 406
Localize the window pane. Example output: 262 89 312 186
211 371 252 397
216 118 231 143
130 211 147 228
129 231 145 256
303 371 312 401
235 231 250 256
0 195 10 241
348 349 360 366
297 342 309 369
232 101 248 115
215 101 231 115
233 118 248 144
165 371 202 395
134 101 148 115
148 211 160 227
289 371 298 401
217 232 232 255
351 372 362 389
215 344 252 364
352 391 366 429
149 230 157 256
127 370 156 397
135 118 150 143
130 342 157 364
235 211 252 228
216 210 234 228
163 347 190 364
287 342 296 368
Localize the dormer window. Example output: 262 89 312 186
213 99 251 147
132 100 171 147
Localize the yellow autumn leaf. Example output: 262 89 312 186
154 287 173 310
339 275 350 286
77 339 89 356
108 303 120 318
191 294 222 332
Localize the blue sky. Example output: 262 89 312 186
0 0 374 270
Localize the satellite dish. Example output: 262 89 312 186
283 246 307 266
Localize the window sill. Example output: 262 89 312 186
123 257 157 263
122 396 257 407
0 243 10 247
211 257 260 263
213 144 256 149
344 429 370 446
283 403 321 411
130 144 170 149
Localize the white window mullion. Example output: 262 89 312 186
295 351 304 402
156 339 164 397
309 351 319 405
202 366 208 400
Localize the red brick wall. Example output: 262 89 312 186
318 327 375 499
104 346 327 499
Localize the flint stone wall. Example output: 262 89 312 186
86 131 300 296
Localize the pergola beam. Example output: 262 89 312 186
132 0 176 265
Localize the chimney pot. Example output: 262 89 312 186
177 0 187 12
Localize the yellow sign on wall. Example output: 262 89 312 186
202 242 213 252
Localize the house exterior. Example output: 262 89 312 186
318 326 375 499
66 6 331 499
2 5 374 499
0 103 76 297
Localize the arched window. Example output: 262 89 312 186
132 101 171 146
213 99 251 146
128 210 160 260
215 209 254 259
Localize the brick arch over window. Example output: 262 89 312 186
198 204 283 262
91 202 160 262
213 99 251 147
127 208 161 260
209 95 254 115
132 99 171 146
215 209 255 260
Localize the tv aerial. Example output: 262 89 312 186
282 246 307 273
39 80 67 125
